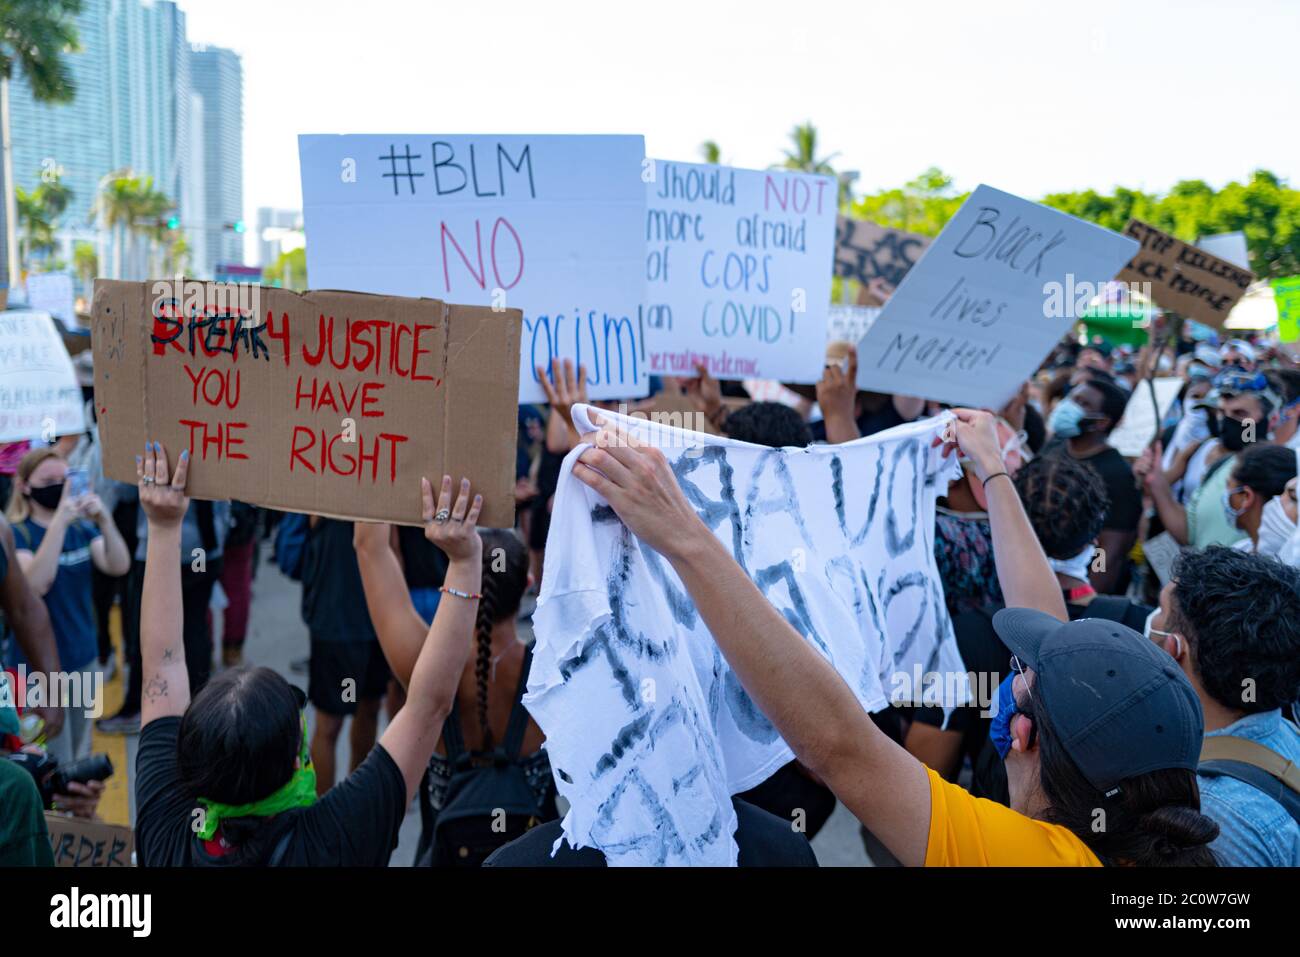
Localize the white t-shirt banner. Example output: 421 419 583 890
854 185 1139 409
642 161 836 384
526 404 965 865
299 134 648 403
0 311 85 442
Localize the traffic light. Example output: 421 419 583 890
233 220 245 233
166 215 180 230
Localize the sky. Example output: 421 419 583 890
179 0 1300 249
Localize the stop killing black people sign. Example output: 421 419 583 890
90 279 522 527
853 185 1139 409
1115 219 1255 328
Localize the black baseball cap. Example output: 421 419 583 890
992 609 1203 795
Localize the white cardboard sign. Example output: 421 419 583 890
641 160 836 383
854 185 1138 408
0 311 85 442
299 135 649 403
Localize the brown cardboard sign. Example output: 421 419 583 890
45 813 134 867
91 280 522 527
834 217 932 288
1116 220 1254 327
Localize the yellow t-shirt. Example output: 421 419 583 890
924 768 1102 866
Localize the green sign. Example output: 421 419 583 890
1274 276 1300 343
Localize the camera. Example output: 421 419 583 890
5 750 114 808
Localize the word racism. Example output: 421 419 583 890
92 281 522 527
527 406 965 866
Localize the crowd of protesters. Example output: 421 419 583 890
2 300 1299 868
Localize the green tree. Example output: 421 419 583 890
263 246 306 290
699 140 721 164
93 169 173 279
778 121 838 176
71 237 94 297
15 168 70 267
848 166 968 235
0 0 83 286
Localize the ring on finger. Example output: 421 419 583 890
433 508 451 524
142 475 155 485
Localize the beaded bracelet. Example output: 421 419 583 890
439 585 482 601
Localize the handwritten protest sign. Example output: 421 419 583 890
0 311 85 442
1273 276 1300 343
299 135 647 404
45 814 134 867
527 405 964 865
827 304 880 344
26 272 77 327
1109 376 1183 457
834 217 931 288
91 279 521 527
641 161 836 384
854 185 1138 408
1116 220 1254 328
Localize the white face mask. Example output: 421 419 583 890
1258 497 1298 558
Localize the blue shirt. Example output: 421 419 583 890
1198 710 1300 867
10 518 101 672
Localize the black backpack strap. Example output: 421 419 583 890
265 824 296 866
502 648 534 760
442 700 468 766
1199 760 1300 826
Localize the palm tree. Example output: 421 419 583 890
71 237 94 298
0 0 83 292
779 121 839 177
93 169 173 279
699 140 722 165
15 169 69 268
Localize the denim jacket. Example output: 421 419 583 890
1197 710 1300 867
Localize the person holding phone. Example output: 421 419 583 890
4 448 130 763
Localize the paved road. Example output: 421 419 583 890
120 539 870 866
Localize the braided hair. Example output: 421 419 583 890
472 529 529 750
1014 453 1110 560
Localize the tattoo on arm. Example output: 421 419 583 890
144 675 168 701
162 648 175 661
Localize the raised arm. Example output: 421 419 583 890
0 516 64 740
572 420 933 865
354 522 429 689
137 442 192 726
944 409 1068 622
377 476 483 805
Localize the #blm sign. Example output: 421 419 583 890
46 813 134 867
0 310 86 442
854 185 1139 409
834 217 932 288
91 280 521 527
641 160 837 384
1116 220 1254 328
299 134 647 404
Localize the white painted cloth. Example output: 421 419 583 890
525 404 965 866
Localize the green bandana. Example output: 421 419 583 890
195 712 317 842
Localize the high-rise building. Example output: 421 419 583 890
256 207 303 268
6 0 242 282
188 44 243 279
8 0 114 240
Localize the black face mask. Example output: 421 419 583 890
1220 415 1250 452
27 483 64 509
